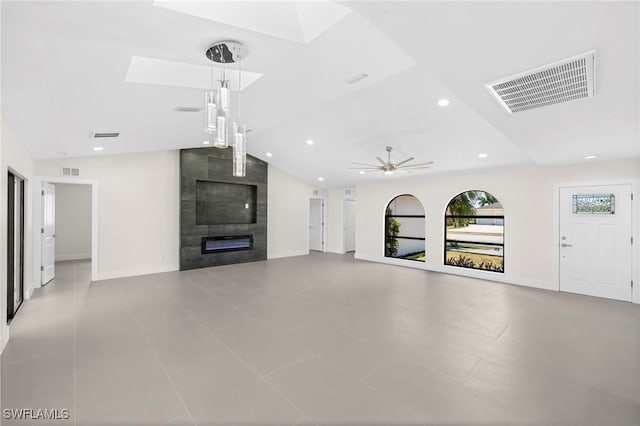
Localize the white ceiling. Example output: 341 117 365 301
1 1 638 188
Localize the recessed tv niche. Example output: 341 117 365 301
195 180 257 225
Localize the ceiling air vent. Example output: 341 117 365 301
61 167 80 177
91 132 120 138
174 106 202 112
485 50 596 114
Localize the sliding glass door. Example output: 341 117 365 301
7 171 25 322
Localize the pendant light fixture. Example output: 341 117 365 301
204 41 248 176
232 51 247 177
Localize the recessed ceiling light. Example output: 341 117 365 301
93 146 104 151
359 171 365 175
478 153 488 158
265 152 273 157
306 139 314 145
318 177 324 181
438 99 450 107
584 155 598 159
202 141 210 145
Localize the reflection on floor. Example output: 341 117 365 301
2 254 639 425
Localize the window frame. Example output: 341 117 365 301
384 195 426 262
444 193 504 273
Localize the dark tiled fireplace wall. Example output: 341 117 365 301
180 147 267 270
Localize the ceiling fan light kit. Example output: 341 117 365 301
350 146 433 175
204 40 249 177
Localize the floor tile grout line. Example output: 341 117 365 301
120 285 198 426
186 310 312 424
261 352 315 379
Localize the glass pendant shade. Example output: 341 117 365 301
217 80 230 112
215 113 228 147
204 90 217 134
232 123 247 177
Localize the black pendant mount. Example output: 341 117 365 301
205 40 247 64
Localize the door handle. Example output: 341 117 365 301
561 243 572 247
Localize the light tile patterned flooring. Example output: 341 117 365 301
2 253 639 425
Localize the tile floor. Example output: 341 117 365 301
2 253 639 425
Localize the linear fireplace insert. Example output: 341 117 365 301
201 235 253 254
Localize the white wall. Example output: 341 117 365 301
355 159 640 294
35 151 180 280
327 187 356 254
54 183 91 261
267 165 326 258
1 117 35 352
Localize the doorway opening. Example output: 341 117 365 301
33 177 98 286
7 171 25 323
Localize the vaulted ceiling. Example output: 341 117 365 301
2 1 638 188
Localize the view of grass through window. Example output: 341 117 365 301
445 190 504 272
385 195 425 262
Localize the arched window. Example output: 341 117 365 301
445 191 504 272
385 195 425 262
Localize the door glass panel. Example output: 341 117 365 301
572 194 615 214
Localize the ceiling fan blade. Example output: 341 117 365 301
395 157 415 167
401 161 434 168
403 167 432 170
352 162 380 167
376 157 386 165
348 167 378 170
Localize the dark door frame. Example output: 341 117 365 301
7 170 25 323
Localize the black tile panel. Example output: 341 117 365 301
180 147 268 270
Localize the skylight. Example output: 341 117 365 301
153 0 351 43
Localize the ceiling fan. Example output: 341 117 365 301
350 146 434 175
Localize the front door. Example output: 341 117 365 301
559 184 633 301
42 182 56 285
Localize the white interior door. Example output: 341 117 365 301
344 199 356 252
309 198 324 252
559 184 632 301
42 182 56 285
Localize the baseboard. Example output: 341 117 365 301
267 249 309 259
327 248 346 255
96 264 179 281
354 254 556 292
1 325 9 354
355 253 426 270
25 282 35 300
55 253 91 262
